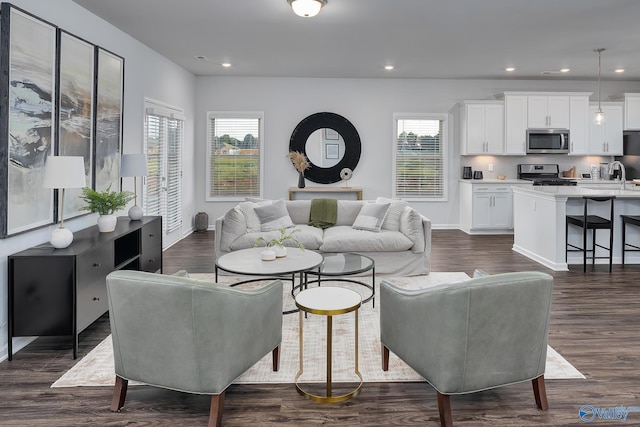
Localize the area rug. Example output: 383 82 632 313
52 272 584 388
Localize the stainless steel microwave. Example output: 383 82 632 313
526 129 570 154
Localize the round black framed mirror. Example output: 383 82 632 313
289 112 361 184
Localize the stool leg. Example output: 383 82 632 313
622 219 626 266
592 229 596 267
583 226 588 272
609 223 614 272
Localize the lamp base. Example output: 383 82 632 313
50 227 73 249
128 205 144 220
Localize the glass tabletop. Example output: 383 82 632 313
311 252 374 276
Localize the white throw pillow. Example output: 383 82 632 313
254 199 294 231
376 197 409 231
352 203 390 232
237 200 273 232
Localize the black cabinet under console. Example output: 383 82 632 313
7 216 162 360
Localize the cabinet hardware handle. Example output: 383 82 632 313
149 234 154 237
93 297 100 301
93 263 100 267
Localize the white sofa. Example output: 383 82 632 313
214 199 431 276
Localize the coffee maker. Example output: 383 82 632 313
462 166 473 179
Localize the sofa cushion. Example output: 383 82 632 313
352 202 390 232
219 206 248 252
320 225 412 252
254 199 294 231
229 225 323 251
376 197 409 231
400 206 425 253
285 200 312 224
237 200 275 232
336 200 365 226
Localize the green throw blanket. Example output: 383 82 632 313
308 198 338 229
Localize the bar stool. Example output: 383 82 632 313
621 215 640 265
566 196 615 272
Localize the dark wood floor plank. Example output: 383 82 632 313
2 229 640 426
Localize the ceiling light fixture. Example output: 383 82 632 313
615 68 625 73
288 0 326 17
221 62 232 68
594 48 606 125
560 68 570 73
384 65 394 71
505 67 516 72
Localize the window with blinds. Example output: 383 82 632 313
144 102 183 235
206 112 263 200
393 114 448 200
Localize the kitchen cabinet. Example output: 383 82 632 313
459 181 532 234
589 103 623 155
504 95 527 155
568 96 590 155
621 93 640 130
8 216 162 360
527 95 570 129
459 101 504 155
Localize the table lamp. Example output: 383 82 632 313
120 153 148 220
43 156 86 249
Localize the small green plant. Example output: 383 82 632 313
79 185 134 216
254 227 305 250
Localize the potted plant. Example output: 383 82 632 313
79 185 135 232
287 151 310 188
254 227 304 260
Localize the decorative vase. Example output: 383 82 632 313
97 214 117 232
298 171 305 188
261 248 276 261
274 246 287 258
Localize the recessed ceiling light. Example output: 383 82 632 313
615 68 625 73
505 67 516 72
560 68 570 73
221 62 232 68
384 65 394 71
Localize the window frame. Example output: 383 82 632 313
206 111 264 201
392 113 449 202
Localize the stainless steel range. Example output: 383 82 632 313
517 164 578 186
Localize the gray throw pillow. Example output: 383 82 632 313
254 199 294 231
352 202 390 232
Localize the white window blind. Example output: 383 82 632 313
144 103 183 234
393 115 447 200
207 112 263 200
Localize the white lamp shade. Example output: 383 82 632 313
43 156 86 189
289 0 325 17
120 153 148 177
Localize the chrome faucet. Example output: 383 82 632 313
608 161 626 190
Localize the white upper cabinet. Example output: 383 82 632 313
459 101 504 155
568 96 590 155
616 93 640 130
589 103 624 155
527 95 570 129
504 95 527 155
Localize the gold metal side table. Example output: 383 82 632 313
294 286 363 403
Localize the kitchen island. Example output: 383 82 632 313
512 184 640 270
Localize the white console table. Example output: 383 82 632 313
288 187 363 200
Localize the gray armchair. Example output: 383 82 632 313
106 270 283 426
380 271 553 427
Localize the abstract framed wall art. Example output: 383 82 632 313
0 4 57 238
94 47 124 192
57 30 94 220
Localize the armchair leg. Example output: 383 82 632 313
272 344 280 372
532 375 549 410
382 344 390 371
110 375 128 412
209 392 225 427
437 392 453 427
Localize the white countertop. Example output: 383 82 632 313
459 179 531 184
512 183 640 198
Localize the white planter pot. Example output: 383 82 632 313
98 215 117 232
261 248 276 261
274 246 287 258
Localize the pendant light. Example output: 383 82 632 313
594 48 606 125
288 0 327 18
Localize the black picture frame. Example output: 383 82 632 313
0 3 58 238
56 29 95 221
94 47 124 192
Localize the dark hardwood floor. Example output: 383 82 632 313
3 229 640 426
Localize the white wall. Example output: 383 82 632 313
194 76 640 227
1 0 196 360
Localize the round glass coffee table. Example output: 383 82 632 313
215 247 323 314
295 286 363 403
306 252 375 307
